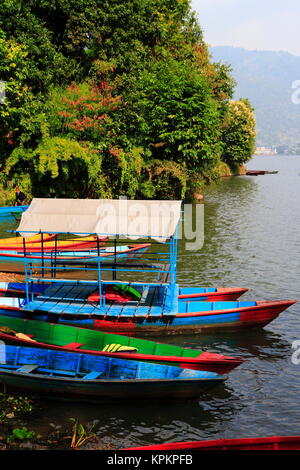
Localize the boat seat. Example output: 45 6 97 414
180 287 206 294
238 301 256 307
82 371 104 380
213 302 238 311
38 368 76 377
188 302 213 313
62 342 84 349
102 343 138 353
17 364 39 373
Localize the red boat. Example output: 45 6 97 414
125 435 300 450
0 298 295 337
0 284 248 302
246 170 278 176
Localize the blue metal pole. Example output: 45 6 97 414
22 237 29 304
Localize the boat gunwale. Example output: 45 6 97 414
123 435 300 450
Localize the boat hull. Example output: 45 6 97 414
0 299 295 337
124 436 300 450
0 233 55 247
78 300 296 336
0 316 243 374
0 370 225 401
0 345 226 401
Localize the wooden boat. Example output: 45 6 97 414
0 205 28 217
246 170 278 176
0 293 296 337
0 233 55 247
11 198 295 337
0 282 248 303
0 345 227 400
0 244 150 264
124 436 300 450
0 315 243 374
0 235 104 251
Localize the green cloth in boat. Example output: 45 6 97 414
111 284 142 301
102 343 138 353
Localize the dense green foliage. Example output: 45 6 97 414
221 99 256 166
0 0 256 203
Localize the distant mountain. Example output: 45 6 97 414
211 46 300 147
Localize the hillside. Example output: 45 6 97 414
211 46 300 147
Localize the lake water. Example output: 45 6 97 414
1 155 300 449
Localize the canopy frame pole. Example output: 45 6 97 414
41 232 44 278
165 223 178 313
113 238 117 281
96 236 103 310
22 236 30 304
53 234 58 279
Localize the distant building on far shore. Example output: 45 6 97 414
254 146 277 156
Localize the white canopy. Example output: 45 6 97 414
17 198 182 243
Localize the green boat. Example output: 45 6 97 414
0 315 243 374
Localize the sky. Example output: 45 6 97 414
191 0 300 56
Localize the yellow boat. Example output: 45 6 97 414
0 234 104 251
0 233 55 246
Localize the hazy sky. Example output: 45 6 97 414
191 0 300 56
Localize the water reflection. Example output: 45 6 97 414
22 384 240 449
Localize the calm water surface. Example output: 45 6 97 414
1 155 300 448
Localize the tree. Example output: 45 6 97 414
127 58 222 170
0 0 255 202
221 99 256 166
0 34 32 159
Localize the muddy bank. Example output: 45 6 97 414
0 393 118 450
0 272 25 283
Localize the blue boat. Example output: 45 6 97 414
0 205 28 214
0 345 227 400
0 205 28 218
0 292 295 336
0 281 248 302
